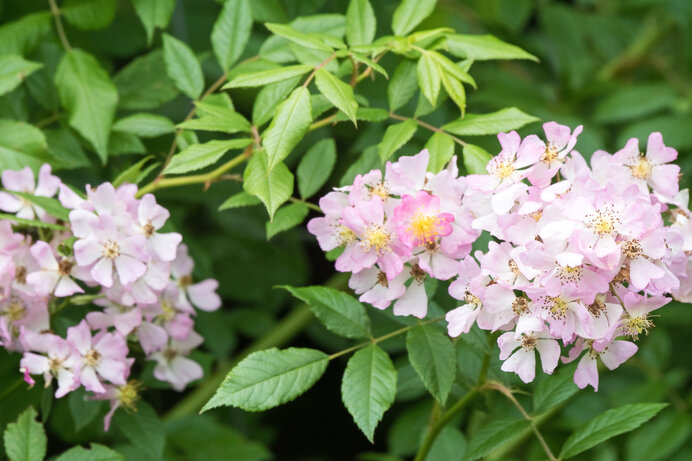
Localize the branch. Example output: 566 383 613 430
389 112 467 147
48 0 72 51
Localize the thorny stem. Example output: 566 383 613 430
48 0 71 51
484 380 559 461
389 112 468 147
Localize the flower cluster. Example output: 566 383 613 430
0 165 220 428
309 124 692 391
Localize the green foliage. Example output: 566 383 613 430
379 119 418 162
164 139 251 175
3 407 46 461
55 444 123 461
442 107 539 136
464 418 529 460
243 151 294 219
297 138 337 198
342 344 398 442
265 202 309 239
162 33 204 99
211 0 253 70
202 347 329 412
0 56 42 96
405 325 456 405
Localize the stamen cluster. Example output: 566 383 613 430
0 165 220 428
310 123 691 390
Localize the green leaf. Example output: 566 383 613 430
8 191 70 222
265 203 309 239
0 120 50 172
315 69 358 125
108 132 146 156
262 86 312 171
162 33 204 99
593 83 677 124
212 0 253 69
260 14 345 62
112 113 175 138
446 34 539 61
252 77 301 126
281 285 371 339
334 107 389 123
350 52 388 79
462 144 491 175
55 443 123 461
63 0 117 31
443 107 539 136
112 401 165 459
426 426 467 461
346 0 376 46
55 49 118 164
3 407 47 461
625 410 692 461
392 0 437 36
532 366 579 414
561 403 668 459
378 119 418 163
265 23 333 52
243 151 294 219
297 138 337 199
0 213 68 231
223 64 313 89
114 50 178 110
202 347 329 412
178 107 252 134
417 53 440 106
164 138 251 175
388 60 418 112
440 71 466 115
0 55 42 96
131 0 175 44
406 325 456 405
342 344 397 442
0 12 52 56
113 155 157 187
425 132 455 173
340 145 380 186
219 191 261 210
465 418 529 460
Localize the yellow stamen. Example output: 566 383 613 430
361 225 391 254
408 209 445 244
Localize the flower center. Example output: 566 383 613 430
586 207 620 236
512 297 529 315
4 299 26 322
58 259 72 276
369 182 390 199
163 348 178 361
628 155 652 179
408 210 445 245
102 240 121 260
622 314 654 339
361 225 391 255
160 299 176 321
622 240 643 259
557 265 582 284
336 225 357 246
464 291 482 309
376 271 389 287
411 264 426 282
178 275 192 288
84 348 101 367
143 222 155 237
489 158 515 179
547 296 569 319
48 357 64 373
521 333 537 350
117 380 143 411
541 143 559 163
15 266 27 284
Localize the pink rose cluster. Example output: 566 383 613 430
0 165 221 428
309 123 692 391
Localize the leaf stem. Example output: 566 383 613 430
302 53 338 88
288 197 322 212
389 112 467 146
0 377 25 403
48 0 72 51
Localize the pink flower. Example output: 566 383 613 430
20 330 79 397
498 327 561 383
566 337 637 391
524 122 583 186
393 191 454 249
136 194 182 261
26 241 83 297
348 265 407 309
307 192 352 252
0 165 61 220
170 244 221 312
149 330 204 391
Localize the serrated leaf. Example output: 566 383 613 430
219 191 261 210
112 401 165 459
342 344 397 442
532 366 579 414
391 0 436 36
417 53 440 106
560 403 668 459
55 49 118 163
252 77 301 126
378 119 418 163
297 138 337 199
427 426 467 461
8 191 70 222
346 0 376 46
55 443 123 461
3 407 47 461
202 347 329 412
446 34 538 61
350 52 388 79
212 0 253 70
265 23 333 52
63 0 116 31
114 50 178 110
440 71 466 115
388 59 418 112
0 55 42 96
243 151 294 219
0 213 68 231
131 0 175 44
178 107 251 135
315 69 358 125
462 144 491 175
223 64 312 89
266 203 309 239
112 113 175 137
443 107 538 136
281 285 372 339
164 138 251 175
425 132 455 173
465 418 529 460
0 120 50 172
162 33 204 99
260 14 345 62
406 325 456 405
262 86 312 171
113 155 157 187
334 107 389 123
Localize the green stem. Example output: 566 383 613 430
389 112 467 147
48 0 71 51
0 377 25 403
288 197 322 212
136 152 248 198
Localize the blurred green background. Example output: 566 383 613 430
0 0 691 459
